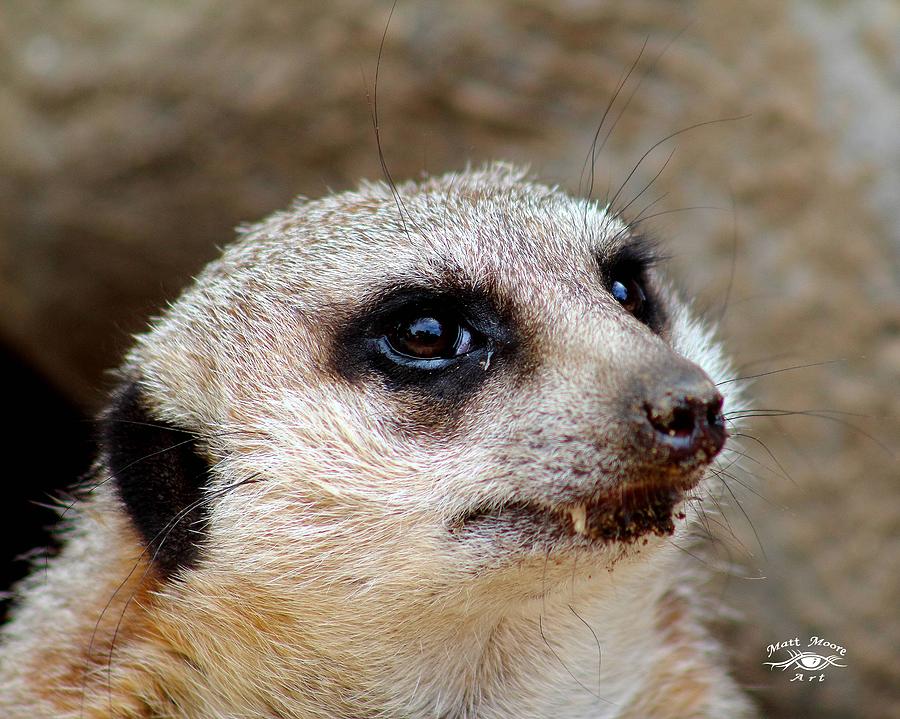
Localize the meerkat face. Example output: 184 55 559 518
106 163 732 613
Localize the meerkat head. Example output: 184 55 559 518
101 163 732 623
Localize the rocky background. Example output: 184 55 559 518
2 1 898 716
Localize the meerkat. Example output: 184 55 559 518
0 163 754 718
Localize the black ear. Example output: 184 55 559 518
100 380 211 579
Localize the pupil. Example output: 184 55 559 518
611 280 629 303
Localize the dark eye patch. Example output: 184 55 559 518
332 285 514 406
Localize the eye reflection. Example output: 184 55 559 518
610 277 646 316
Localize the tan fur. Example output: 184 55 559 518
1 164 754 717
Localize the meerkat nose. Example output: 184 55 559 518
643 381 726 462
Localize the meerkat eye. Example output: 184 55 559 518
386 311 474 360
611 276 646 316
344 289 505 384
602 237 662 327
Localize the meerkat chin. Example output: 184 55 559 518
0 163 753 718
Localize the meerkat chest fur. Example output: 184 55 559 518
0 164 753 718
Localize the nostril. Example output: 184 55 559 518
664 406 695 438
645 401 698 440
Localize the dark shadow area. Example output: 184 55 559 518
1 342 93 623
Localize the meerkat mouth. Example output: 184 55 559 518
453 479 696 545
555 483 688 542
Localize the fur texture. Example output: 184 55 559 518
0 164 753 717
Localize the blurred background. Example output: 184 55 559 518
1 1 897 716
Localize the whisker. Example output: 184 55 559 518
365 0 417 244
716 472 765 560
730 352 799 375
699 482 738 539
592 24 692 205
727 410 891 455
726 428 796 487
717 359 846 385
568 604 610 705
726 407 867 418
611 146 677 220
667 539 712 567
538 614 604 701
607 114 750 216
579 36 649 202
626 204 727 227
714 192 739 328
718 445 791 487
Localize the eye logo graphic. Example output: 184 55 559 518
763 635 847 683
764 650 847 672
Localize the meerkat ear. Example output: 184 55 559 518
99 380 211 579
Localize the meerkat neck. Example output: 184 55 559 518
2 493 674 718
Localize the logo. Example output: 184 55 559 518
763 635 847 683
